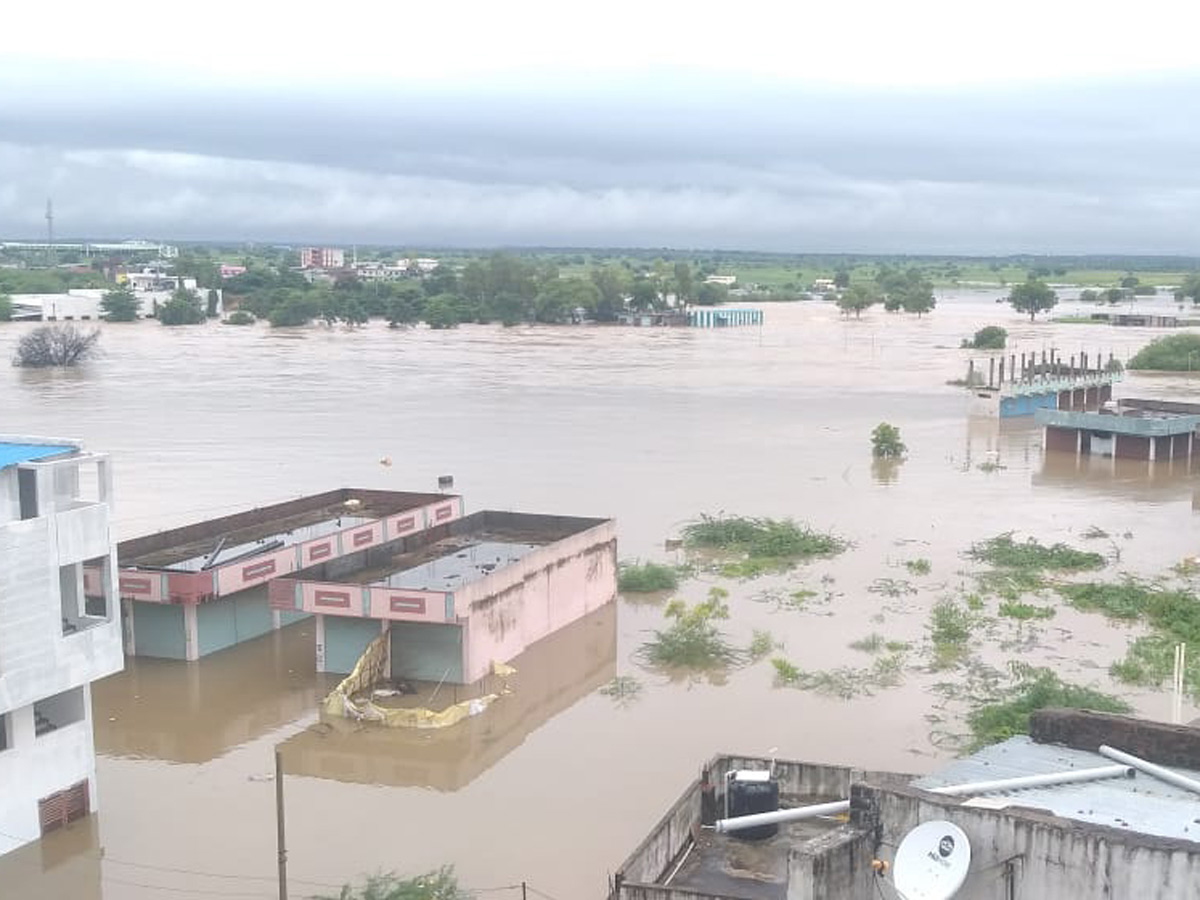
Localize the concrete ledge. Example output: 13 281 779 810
1031 709 1200 769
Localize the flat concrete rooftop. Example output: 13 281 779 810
305 510 610 587
120 488 452 569
671 807 843 900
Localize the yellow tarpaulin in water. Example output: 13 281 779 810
321 635 515 729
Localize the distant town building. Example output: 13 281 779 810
704 274 737 286
0 436 124 857
220 264 247 279
812 278 837 292
354 261 409 281
299 247 345 269
398 258 440 273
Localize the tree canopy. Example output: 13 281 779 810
836 283 878 318
1008 279 1058 321
100 287 140 322
158 288 206 326
1128 334 1200 371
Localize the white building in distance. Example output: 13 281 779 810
0 436 124 857
299 247 345 269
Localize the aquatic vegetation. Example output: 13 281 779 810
1056 579 1159 620
599 676 644 706
771 652 907 699
748 629 781 661
849 633 885 653
976 460 1004 473
682 514 848 561
929 599 977 669
905 558 932 576
997 600 1055 621
316 867 469 900
966 666 1131 752
719 557 792 579
1061 581 1200 698
639 588 742 670
968 534 1105 572
964 593 985 611
869 577 917 598
617 561 680 593
974 567 1046 600
1080 525 1110 540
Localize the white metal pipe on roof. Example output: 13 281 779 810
1099 745 1200 796
712 800 850 833
929 764 1133 796
712 764 1133 834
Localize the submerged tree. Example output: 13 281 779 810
158 288 206 326
13 324 100 367
1008 279 1057 321
837 283 878 318
871 422 906 459
100 287 140 322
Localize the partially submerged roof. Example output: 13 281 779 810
914 735 1200 844
0 442 77 470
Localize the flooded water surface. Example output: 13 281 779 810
1 292 1198 899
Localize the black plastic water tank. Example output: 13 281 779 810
727 778 780 841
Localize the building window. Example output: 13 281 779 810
34 687 85 737
18 468 38 519
38 781 89 835
0 713 9 752
62 556 110 634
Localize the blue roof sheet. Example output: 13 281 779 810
0 443 77 470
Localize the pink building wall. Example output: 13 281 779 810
456 520 617 682
269 579 450 625
120 497 464 606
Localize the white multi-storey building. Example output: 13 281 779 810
0 436 123 856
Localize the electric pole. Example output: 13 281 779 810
276 749 288 900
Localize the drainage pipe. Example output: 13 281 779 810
1099 745 1200 797
712 765 1132 834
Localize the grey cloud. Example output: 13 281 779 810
0 61 1198 252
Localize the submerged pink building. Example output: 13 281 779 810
117 489 463 660
268 510 618 680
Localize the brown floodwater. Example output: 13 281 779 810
1 290 1198 899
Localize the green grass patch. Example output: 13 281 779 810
618 561 680 593
905 558 932 576
966 666 1131 751
870 578 917 598
968 534 1105 572
683 514 848 560
998 600 1056 621
639 588 742 670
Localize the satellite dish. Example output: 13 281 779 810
893 820 971 900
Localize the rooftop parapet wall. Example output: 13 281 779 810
1036 407 1200 437
610 756 877 900
1030 709 1200 770
118 490 462 605
848 781 1200 900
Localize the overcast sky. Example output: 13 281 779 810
3 0 1200 254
